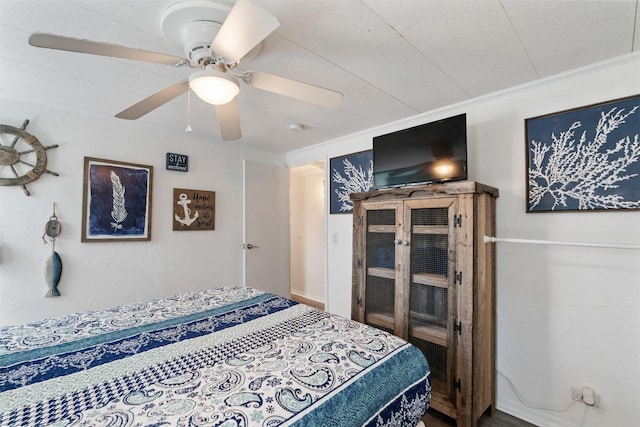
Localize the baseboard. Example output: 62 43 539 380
289 291 325 310
290 290 324 304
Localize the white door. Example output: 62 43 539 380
243 160 290 297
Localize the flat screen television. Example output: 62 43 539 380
373 113 467 188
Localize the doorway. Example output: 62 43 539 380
289 162 326 308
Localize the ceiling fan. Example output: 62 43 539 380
28 0 343 141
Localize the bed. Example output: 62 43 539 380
0 287 430 426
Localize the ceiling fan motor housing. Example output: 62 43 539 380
181 21 224 65
161 0 231 66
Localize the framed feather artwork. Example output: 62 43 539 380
81 157 153 242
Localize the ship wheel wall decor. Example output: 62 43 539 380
0 120 59 196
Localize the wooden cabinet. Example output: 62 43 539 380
351 181 498 427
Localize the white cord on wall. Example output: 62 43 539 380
497 368 581 413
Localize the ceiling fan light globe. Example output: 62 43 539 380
189 70 239 105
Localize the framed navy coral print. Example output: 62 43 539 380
82 157 153 241
526 94 640 212
330 150 374 214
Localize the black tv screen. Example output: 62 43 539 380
373 113 467 188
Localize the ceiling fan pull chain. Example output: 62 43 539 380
186 89 192 133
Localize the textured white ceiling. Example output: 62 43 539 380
1 0 638 153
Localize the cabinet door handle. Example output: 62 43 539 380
402 240 410 246
394 239 400 245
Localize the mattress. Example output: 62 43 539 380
0 287 430 426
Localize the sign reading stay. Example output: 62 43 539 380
166 152 188 172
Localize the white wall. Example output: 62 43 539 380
288 53 640 427
0 97 286 326
289 164 326 302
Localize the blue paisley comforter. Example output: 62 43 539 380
0 287 430 426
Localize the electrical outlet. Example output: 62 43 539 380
582 387 595 406
571 386 582 400
571 386 600 407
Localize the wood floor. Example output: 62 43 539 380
423 409 536 427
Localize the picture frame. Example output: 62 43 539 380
525 94 640 212
329 150 374 214
173 188 215 231
81 157 153 241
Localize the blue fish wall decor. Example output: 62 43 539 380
44 251 62 297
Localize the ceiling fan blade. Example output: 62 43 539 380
211 0 279 62
116 81 189 120
29 33 188 66
215 98 242 141
246 71 343 109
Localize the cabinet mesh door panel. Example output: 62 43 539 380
410 337 447 384
366 227 395 270
409 207 450 390
364 276 395 334
410 208 449 327
364 209 396 334
411 233 449 277
412 206 449 226
410 234 448 327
